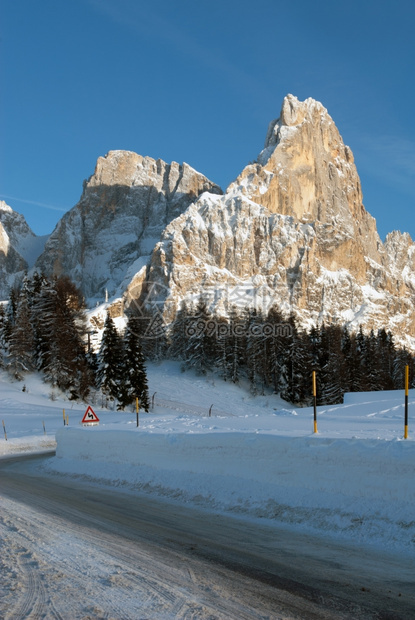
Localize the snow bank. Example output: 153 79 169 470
2 362 414 551
52 425 415 550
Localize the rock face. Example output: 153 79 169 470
34 151 222 300
0 201 45 298
134 95 415 350
3 96 414 350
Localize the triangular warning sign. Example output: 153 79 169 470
82 406 100 424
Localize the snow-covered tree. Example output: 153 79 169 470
182 298 215 375
32 275 91 399
392 347 414 390
97 312 125 403
317 324 345 405
245 308 265 395
121 321 150 411
279 316 312 404
0 303 7 367
264 306 287 393
1 286 19 351
7 287 35 379
168 301 190 361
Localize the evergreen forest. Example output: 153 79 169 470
136 298 415 406
1 275 414 408
0 274 149 410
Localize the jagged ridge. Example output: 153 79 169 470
132 95 415 350
34 151 222 300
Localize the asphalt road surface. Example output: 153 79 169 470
1 452 414 619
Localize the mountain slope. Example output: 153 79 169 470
132 95 415 350
0 201 47 298
34 151 222 301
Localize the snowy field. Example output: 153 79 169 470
1 362 414 554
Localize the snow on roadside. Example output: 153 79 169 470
49 426 415 551
1 362 415 552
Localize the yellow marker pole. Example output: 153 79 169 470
2 420 7 441
404 365 409 439
313 371 318 434
136 397 140 428
63 409 66 426
66 414 69 427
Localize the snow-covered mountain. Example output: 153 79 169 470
132 95 415 350
0 201 48 297
2 95 414 349
34 151 222 301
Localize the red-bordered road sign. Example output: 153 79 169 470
81 406 100 424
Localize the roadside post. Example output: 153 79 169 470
43 420 46 435
313 371 318 434
136 398 140 428
404 365 409 439
63 409 66 426
2 420 7 441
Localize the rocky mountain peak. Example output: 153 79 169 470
134 96 415 350
0 200 36 245
34 151 222 301
226 94 381 280
264 94 326 145
0 200 13 214
3 96 413 351
0 201 37 297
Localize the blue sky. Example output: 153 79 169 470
1 0 414 239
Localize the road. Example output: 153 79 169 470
0 453 414 619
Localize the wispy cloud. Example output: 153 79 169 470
0 195 68 212
350 133 415 199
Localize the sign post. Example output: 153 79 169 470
313 371 318 434
136 398 139 428
81 406 100 426
404 365 409 439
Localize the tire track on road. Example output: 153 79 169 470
1 453 415 619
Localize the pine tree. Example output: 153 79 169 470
182 297 214 375
168 301 190 361
377 328 395 390
30 271 48 297
31 277 57 372
85 349 99 388
2 286 19 352
97 312 125 404
318 325 345 405
211 316 229 380
392 347 414 390
32 276 91 398
351 326 370 392
0 303 7 368
266 307 289 394
122 321 150 411
365 329 383 391
340 325 353 394
245 308 264 395
223 307 246 384
8 287 35 379
279 315 312 404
